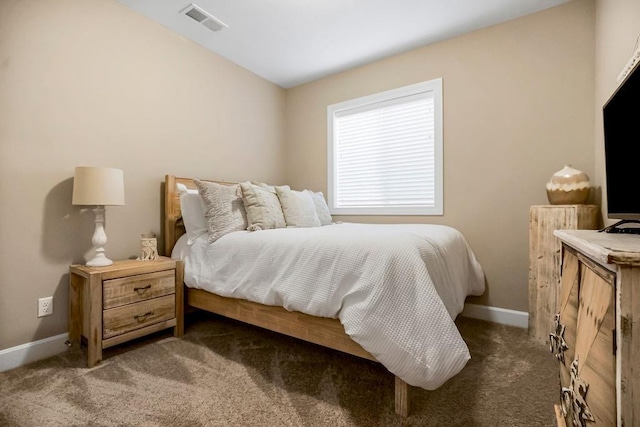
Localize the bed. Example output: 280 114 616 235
163 175 485 417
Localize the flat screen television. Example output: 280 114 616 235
602 59 640 233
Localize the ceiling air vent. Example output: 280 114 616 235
180 3 228 32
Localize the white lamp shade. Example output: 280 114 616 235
72 167 125 206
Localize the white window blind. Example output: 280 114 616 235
327 79 443 215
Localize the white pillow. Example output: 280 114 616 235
275 186 321 228
176 183 208 245
194 179 248 243
309 191 332 226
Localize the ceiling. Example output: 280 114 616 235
116 0 569 88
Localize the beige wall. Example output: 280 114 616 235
0 0 605 352
0 0 286 350
594 0 640 224
285 0 596 312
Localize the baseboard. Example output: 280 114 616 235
0 333 69 373
1 305 526 372
461 303 528 329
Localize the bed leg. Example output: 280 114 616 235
174 260 185 338
394 376 410 417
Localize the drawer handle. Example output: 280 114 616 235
133 310 154 321
133 284 152 294
561 357 595 425
549 313 568 363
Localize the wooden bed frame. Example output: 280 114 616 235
163 175 411 417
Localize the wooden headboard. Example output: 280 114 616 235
163 175 237 256
164 175 191 256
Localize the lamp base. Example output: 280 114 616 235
86 205 113 267
86 253 113 267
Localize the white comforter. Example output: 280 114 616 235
172 222 485 389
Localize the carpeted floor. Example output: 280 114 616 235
0 313 559 426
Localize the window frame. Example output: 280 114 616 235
327 78 443 216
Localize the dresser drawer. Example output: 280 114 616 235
103 270 175 309
103 295 175 339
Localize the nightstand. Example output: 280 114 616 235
68 257 184 367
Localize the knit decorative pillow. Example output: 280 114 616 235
194 179 248 243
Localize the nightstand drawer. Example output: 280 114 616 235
103 270 175 309
103 295 175 339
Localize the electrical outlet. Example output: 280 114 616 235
38 296 53 317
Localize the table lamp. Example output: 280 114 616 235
72 167 125 266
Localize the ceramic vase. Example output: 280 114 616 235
546 165 590 205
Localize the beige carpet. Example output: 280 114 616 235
0 313 559 426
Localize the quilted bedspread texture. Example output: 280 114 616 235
174 222 485 389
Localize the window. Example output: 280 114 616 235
327 78 443 215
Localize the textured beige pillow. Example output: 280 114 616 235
309 191 332 226
194 179 248 243
251 181 290 193
275 186 321 227
239 182 286 231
